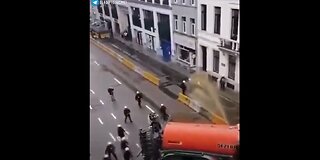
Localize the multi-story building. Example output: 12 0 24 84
172 0 197 68
197 0 239 92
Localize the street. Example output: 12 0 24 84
90 46 170 160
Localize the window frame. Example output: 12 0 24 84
214 6 221 34
174 15 178 31
182 16 187 33
190 18 195 36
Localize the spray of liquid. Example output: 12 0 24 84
188 72 230 125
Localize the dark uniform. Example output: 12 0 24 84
124 107 133 123
105 143 118 160
117 126 126 138
123 148 133 160
151 121 162 133
135 92 143 108
160 105 167 120
180 82 186 95
120 138 129 150
220 77 226 91
108 87 115 101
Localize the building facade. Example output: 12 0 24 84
172 0 197 68
197 0 239 92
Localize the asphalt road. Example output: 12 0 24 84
90 49 169 160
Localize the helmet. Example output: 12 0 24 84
121 137 126 141
124 106 127 108
117 124 121 127
108 142 112 145
161 104 164 106
136 91 139 94
125 147 130 151
104 154 109 158
182 80 186 83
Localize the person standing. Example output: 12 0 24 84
135 91 143 108
123 106 133 123
123 147 133 160
160 104 168 121
108 87 115 101
220 76 226 91
105 142 118 160
117 124 126 139
180 80 187 95
120 137 129 151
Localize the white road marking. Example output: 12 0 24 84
145 105 155 113
90 105 92 110
94 61 100 66
90 89 95 94
109 133 116 142
111 113 117 119
111 44 121 50
99 100 104 105
113 78 122 85
136 144 140 148
125 130 130 135
98 117 104 125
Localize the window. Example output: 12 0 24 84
111 4 118 19
179 47 190 63
231 9 239 40
147 0 152 3
163 0 169 5
213 50 220 73
182 17 186 33
190 18 195 35
214 7 221 34
104 4 110 16
182 0 186 5
228 55 236 80
144 10 154 31
191 0 195 6
155 0 160 4
174 15 178 31
201 4 207 31
201 45 207 71
97 3 103 14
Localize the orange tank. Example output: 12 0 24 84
162 122 239 155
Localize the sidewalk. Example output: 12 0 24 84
90 41 211 124
99 37 239 104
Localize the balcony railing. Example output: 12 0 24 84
219 38 240 54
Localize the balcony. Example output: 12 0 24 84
218 38 240 55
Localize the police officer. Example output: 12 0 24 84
105 142 118 160
123 106 133 123
135 91 143 108
123 147 133 160
108 87 115 101
160 104 168 120
180 80 187 95
117 124 126 139
120 137 129 151
150 114 161 133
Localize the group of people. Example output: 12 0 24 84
103 125 132 160
103 88 169 160
107 87 143 107
179 76 228 96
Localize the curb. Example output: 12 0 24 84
91 38 225 124
102 39 239 105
